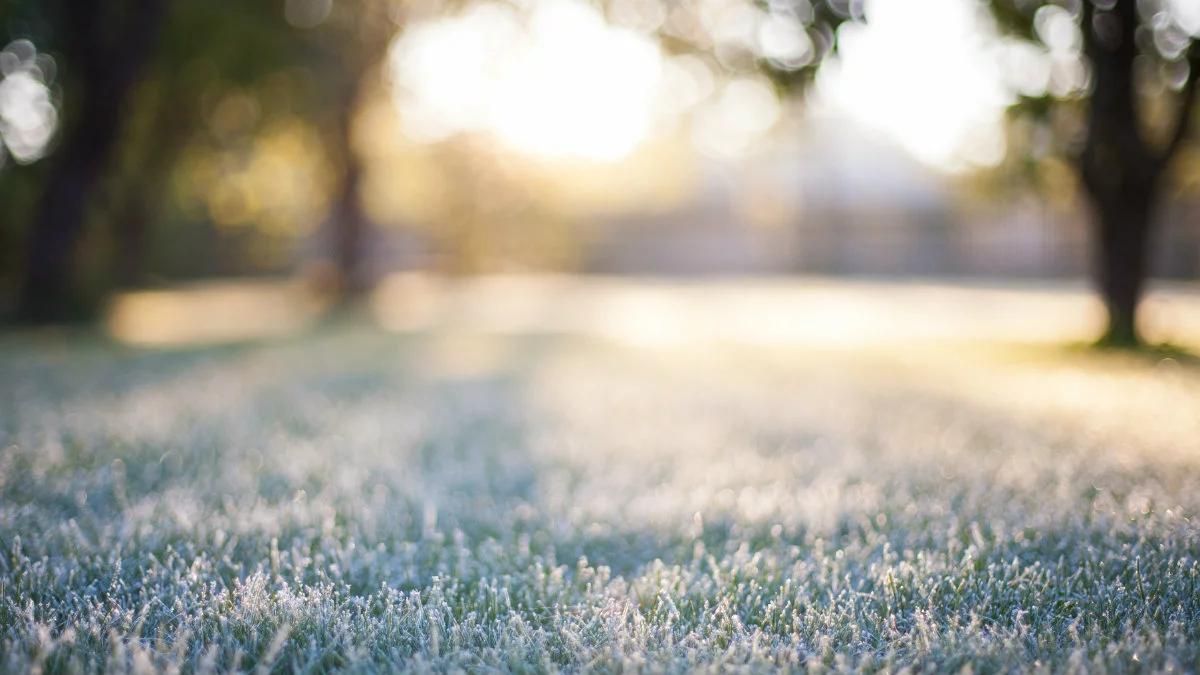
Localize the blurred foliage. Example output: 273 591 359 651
0 0 414 313
0 0 315 306
979 0 1197 197
105 1 321 280
2 0 600 313
1 0 1196 324
651 0 855 97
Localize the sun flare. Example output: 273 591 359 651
388 0 663 161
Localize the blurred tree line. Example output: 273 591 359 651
0 0 403 321
731 0 1197 346
1 0 1197 347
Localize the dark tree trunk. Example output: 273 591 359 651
324 81 371 299
113 198 150 288
17 0 168 321
330 151 368 296
1077 0 1162 347
302 4 400 302
1073 0 1200 347
20 153 96 321
1089 191 1154 346
109 80 194 289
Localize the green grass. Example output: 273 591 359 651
1 315 1199 672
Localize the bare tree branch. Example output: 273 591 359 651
1080 0 1098 59
1160 44 1200 167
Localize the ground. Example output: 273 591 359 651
2 278 1199 673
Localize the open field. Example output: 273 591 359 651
3 278 1200 672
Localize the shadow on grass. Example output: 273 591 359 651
1073 339 1200 367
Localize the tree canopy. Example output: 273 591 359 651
1 0 1197 344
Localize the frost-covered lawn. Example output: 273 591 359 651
2 279 1200 672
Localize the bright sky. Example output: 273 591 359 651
388 0 785 162
387 0 1019 170
814 0 1013 170
388 0 663 161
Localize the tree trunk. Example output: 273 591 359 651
113 198 150 288
331 158 368 296
1076 0 1163 348
109 79 194 289
324 81 371 299
1089 192 1154 347
19 103 122 320
17 0 168 321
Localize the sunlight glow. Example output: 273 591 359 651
107 281 326 346
815 0 1011 171
368 275 1200 347
0 40 57 164
389 0 663 161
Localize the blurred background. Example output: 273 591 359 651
0 0 1197 347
